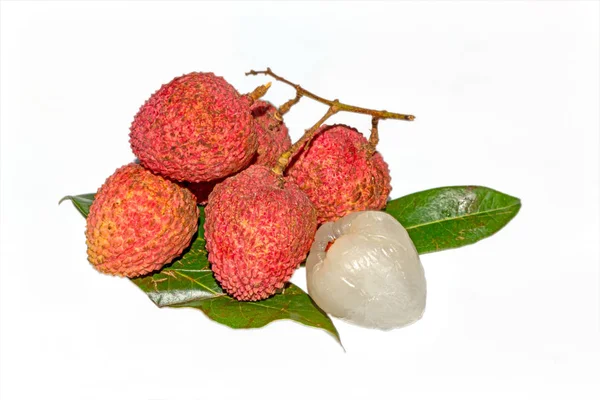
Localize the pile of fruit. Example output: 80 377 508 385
62 69 520 343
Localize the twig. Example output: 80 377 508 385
272 105 339 176
246 68 415 121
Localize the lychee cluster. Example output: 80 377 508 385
66 66 523 338
82 69 402 306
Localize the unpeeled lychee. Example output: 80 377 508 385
86 163 199 277
130 72 257 183
204 165 317 301
186 101 292 205
287 124 391 224
251 100 291 167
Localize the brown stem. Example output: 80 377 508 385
246 68 415 121
247 82 272 103
367 117 380 156
272 105 339 176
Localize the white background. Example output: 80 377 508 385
1 1 599 399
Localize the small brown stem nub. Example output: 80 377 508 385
272 105 339 176
247 82 272 103
367 117 380 156
246 68 415 121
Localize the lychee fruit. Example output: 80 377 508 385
251 100 292 167
130 72 257 183
287 124 391 224
306 211 426 330
204 165 317 301
86 163 199 278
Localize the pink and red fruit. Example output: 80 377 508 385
86 163 199 277
287 124 391 224
204 165 317 301
130 72 257 183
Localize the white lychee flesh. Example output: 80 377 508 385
306 211 426 330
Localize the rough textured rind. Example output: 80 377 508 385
130 72 257 182
251 100 291 167
86 163 199 278
204 165 317 301
287 124 391 224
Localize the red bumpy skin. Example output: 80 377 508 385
86 163 199 278
287 124 392 224
130 72 257 182
186 101 292 205
204 165 317 301
251 100 292 167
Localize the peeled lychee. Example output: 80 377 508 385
251 100 291 167
130 72 257 182
287 124 391 224
204 165 317 301
306 211 426 330
86 163 199 278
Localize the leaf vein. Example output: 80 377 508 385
405 203 519 231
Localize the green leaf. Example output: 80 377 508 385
180 283 340 334
59 193 95 218
62 195 341 343
385 186 521 254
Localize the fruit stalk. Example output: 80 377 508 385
271 105 339 176
246 68 416 121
